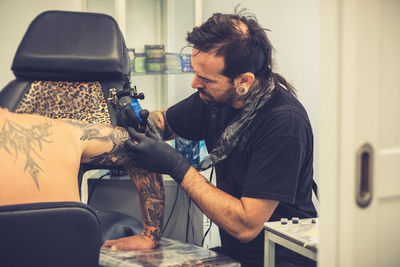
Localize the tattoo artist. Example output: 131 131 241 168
118 10 317 267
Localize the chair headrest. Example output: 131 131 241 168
11 10 130 82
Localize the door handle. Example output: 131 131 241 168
355 143 373 208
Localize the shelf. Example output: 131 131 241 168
131 71 194 76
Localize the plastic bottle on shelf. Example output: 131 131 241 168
134 48 146 73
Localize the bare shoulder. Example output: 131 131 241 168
0 111 82 157
0 111 71 145
59 119 131 167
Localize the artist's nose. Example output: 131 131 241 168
191 74 203 89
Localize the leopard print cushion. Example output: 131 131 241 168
15 81 111 124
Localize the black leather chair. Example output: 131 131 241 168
0 202 101 267
0 10 128 123
0 9 143 261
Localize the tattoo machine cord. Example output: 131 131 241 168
87 172 111 205
186 166 214 245
200 166 214 247
201 221 213 247
187 196 200 246
162 186 180 233
185 195 193 244
163 148 211 237
183 166 214 247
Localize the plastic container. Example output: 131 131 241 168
134 52 146 73
128 48 135 73
146 58 165 72
165 53 182 73
180 54 193 72
145 44 165 59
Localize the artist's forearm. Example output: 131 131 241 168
181 167 266 242
126 167 165 245
148 110 177 141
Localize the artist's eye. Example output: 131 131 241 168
201 77 213 84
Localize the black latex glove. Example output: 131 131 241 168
117 104 150 133
126 127 191 185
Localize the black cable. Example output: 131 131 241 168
162 185 180 233
186 196 204 246
188 198 199 246
185 193 199 244
186 166 215 245
200 166 214 247
201 221 213 247
87 172 110 205
185 195 191 243
200 167 215 247
189 166 214 247
185 166 215 245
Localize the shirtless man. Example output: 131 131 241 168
0 107 164 250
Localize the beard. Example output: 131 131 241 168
197 86 238 106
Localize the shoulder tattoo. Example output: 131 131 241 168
63 119 130 166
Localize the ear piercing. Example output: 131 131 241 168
236 86 248 95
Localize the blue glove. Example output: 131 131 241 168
126 127 191 184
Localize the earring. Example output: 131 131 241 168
236 86 248 95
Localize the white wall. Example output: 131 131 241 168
0 0 82 90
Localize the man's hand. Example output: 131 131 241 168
117 104 149 132
126 128 191 184
102 233 157 251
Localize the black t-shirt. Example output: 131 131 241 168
166 86 317 267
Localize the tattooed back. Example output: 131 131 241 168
0 108 82 205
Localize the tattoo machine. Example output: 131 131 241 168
108 80 162 139
108 80 145 122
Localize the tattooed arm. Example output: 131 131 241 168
60 119 130 166
147 109 178 141
63 119 165 249
102 168 165 250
